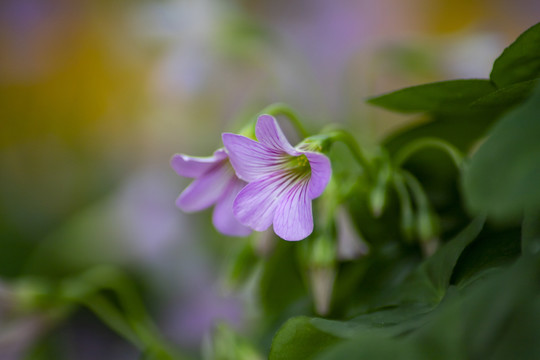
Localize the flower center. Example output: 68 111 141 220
285 154 311 177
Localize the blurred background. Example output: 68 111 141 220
0 0 539 358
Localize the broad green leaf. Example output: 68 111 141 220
490 22 540 88
315 333 424 360
463 83 540 220
311 302 433 339
258 240 306 317
388 217 485 305
318 254 540 360
451 226 521 288
269 316 341 360
453 254 540 359
367 79 495 113
471 78 539 110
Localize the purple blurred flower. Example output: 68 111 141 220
222 115 331 241
171 149 251 237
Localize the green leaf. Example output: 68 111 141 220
269 316 342 360
319 254 540 360
490 22 540 88
258 241 306 317
367 79 495 114
471 78 539 111
463 83 540 220
450 226 521 288
447 254 540 359
315 333 424 360
391 217 485 305
311 303 433 339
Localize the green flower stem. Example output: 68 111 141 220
79 294 142 348
258 103 310 138
394 137 464 169
393 172 415 241
324 129 374 182
401 170 440 253
60 267 182 359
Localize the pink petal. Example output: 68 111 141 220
255 115 298 155
212 179 252 237
305 151 332 199
176 161 233 212
222 133 283 182
233 173 294 231
273 182 313 241
170 149 227 178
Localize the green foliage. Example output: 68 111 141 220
463 83 540 220
367 79 496 113
490 22 540 87
269 317 341 360
258 240 307 318
471 78 539 110
270 22 540 360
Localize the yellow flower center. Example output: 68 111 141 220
285 154 311 177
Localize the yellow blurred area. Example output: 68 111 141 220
0 2 149 150
423 0 490 33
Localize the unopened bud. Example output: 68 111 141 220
336 207 369 261
369 160 391 218
417 211 440 256
309 267 336 316
307 236 337 316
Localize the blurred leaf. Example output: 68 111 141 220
471 79 539 111
258 241 306 317
226 241 259 288
490 22 540 88
463 83 540 220
314 333 423 360
269 317 341 360
452 254 540 359
388 217 484 305
325 254 540 360
451 226 521 287
367 80 495 114
311 303 433 339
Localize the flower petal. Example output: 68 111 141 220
273 182 313 241
255 115 297 155
233 173 293 231
212 178 252 237
170 149 227 178
222 133 282 182
305 151 332 199
176 161 233 212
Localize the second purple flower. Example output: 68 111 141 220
222 115 332 241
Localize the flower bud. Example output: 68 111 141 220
307 236 337 316
369 158 391 218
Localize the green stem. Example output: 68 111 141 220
324 129 373 181
394 137 464 169
258 103 310 138
401 170 440 252
401 171 430 212
80 294 142 348
61 267 182 359
393 172 415 241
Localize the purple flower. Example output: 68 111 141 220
222 115 331 241
170 149 251 237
